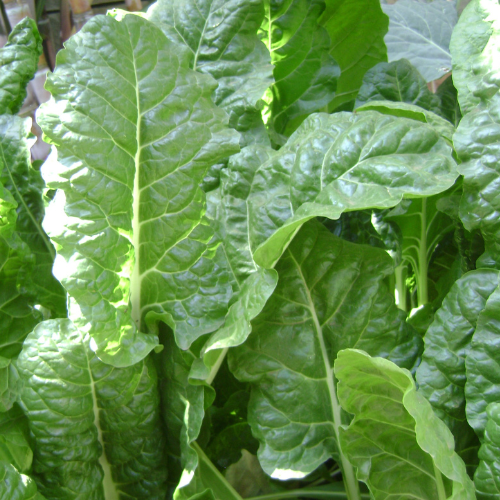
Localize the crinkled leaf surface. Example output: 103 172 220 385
465 285 500 438
451 0 500 268
1 115 66 320
247 111 458 269
382 0 457 83
335 349 476 500
417 270 499 423
355 59 442 113
17 318 168 500
0 462 45 500
0 17 42 115
38 13 240 365
260 0 340 139
474 403 500 499
230 221 420 482
148 0 273 144
320 0 388 111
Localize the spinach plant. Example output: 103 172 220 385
2 0 500 499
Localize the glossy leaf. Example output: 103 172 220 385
474 403 500 499
260 0 340 139
230 221 420 484
17 318 168 499
0 462 45 500
355 59 441 114
320 0 388 111
0 17 43 115
148 0 273 145
246 111 458 269
38 13 240 365
465 286 500 438
335 349 476 500
451 0 500 268
382 0 457 82
1 115 66 320
437 76 461 127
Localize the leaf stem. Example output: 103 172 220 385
394 264 407 311
245 489 372 500
417 199 428 307
433 464 447 500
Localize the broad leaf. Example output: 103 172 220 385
246 111 458 269
230 221 419 488
335 349 476 500
260 0 340 139
382 0 457 82
0 406 32 474
148 0 273 145
320 0 388 111
474 403 500 499
437 76 461 127
355 59 442 114
1 116 66 320
0 462 45 500
451 0 500 268
0 356 22 412
17 318 168 499
38 13 240 365
465 286 500 438
0 18 43 115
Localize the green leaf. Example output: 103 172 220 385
17 318 168 499
1 116 66 320
38 13 240 366
260 0 340 139
382 0 457 82
0 462 45 500
335 349 476 500
0 17 43 115
436 76 461 127
174 443 243 500
0 406 32 474
417 270 499 423
247 111 458 269
474 403 500 499
148 0 273 144
355 100 455 142
355 59 442 113
229 221 419 489
451 0 500 268
0 356 22 412
465 286 500 438
450 0 500 115
319 0 389 111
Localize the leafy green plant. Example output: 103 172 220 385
2 1 500 499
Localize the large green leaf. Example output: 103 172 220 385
436 76 461 127
260 0 340 140
0 18 43 115
451 0 500 268
1 116 66 320
246 111 458 269
229 221 419 494
382 0 457 83
38 13 240 366
465 286 500 438
335 349 476 500
474 403 500 499
0 356 22 412
0 462 45 500
0 406 32 474
17 318 168 500
450 0 500 115
355 59 442 114
319 0 388 111
148 0 273 145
